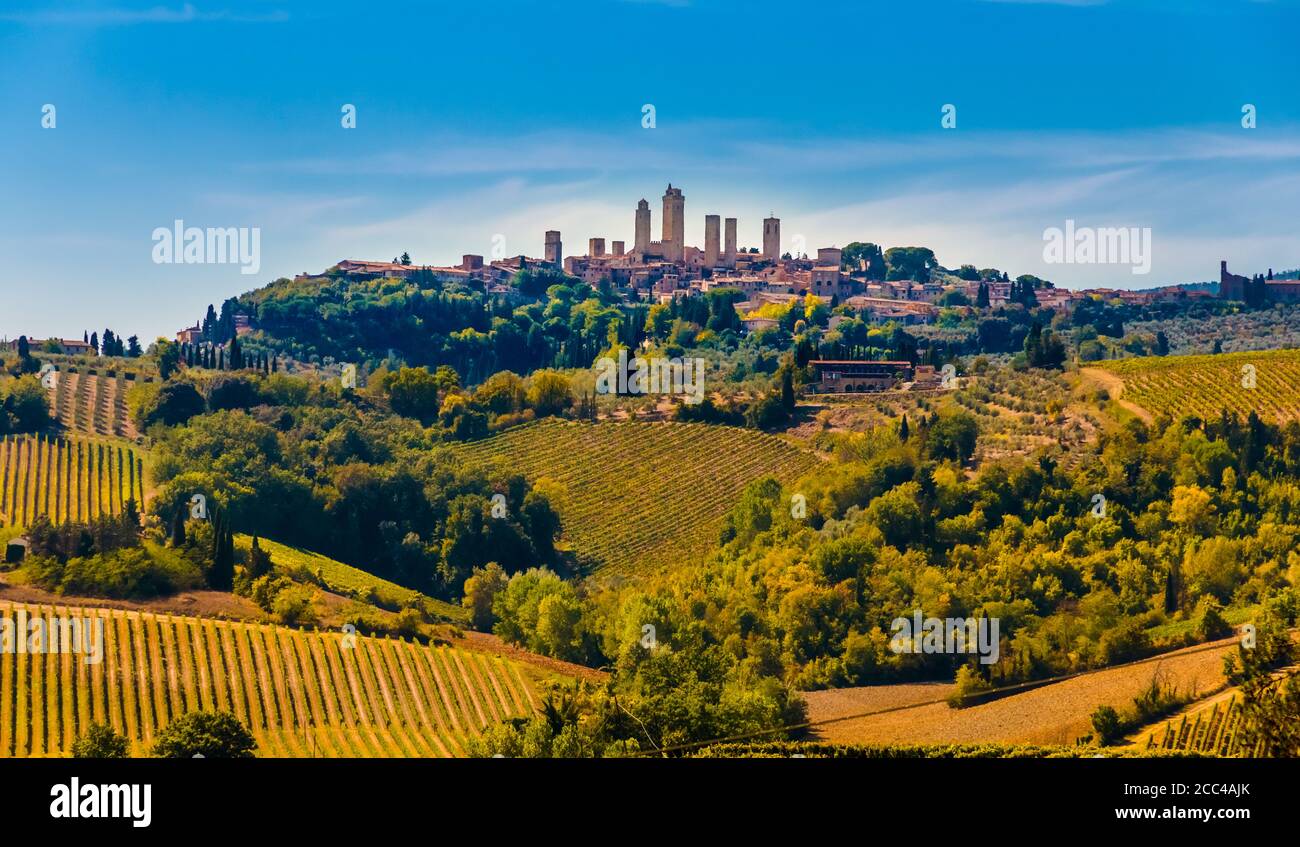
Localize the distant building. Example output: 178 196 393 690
334 259 426 279
809 359 914 393
763 216 781 262
741 317 780 333
1220 260 1300 303
26 338 95 355
5 536 29 565
545 231 563 266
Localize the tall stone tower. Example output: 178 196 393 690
634 199 651 253
763 216 781 262
704 215 720 267
544 231 562 266
662 184 685 262
724 218 737 268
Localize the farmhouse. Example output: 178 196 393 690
20 338 95 355
809 359 914 393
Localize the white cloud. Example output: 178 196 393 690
239 122 1300 289
0 3 288 25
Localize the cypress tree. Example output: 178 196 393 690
208 506 234 591
247 535 272 579
171 503 187 547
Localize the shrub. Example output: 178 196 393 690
72 724 130 758
250 574 294 612
1091 705 1123 745
947 665 993 708
394 607 424 638
1195 597 1233 641
151 712 256 758
271 584 318 626
28 542 202 600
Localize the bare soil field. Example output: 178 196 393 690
803 637 1236 746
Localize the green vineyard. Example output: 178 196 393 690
0 601 541 757
453 419 822 574
48 369 152 440
0 434 145 528
1101 348 1300 424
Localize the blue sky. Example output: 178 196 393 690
1 0 1298 340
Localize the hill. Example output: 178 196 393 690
0 599 543 757
0 434 146 528
452 419 822 575
1096 348 1300 424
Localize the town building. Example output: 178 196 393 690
809 360 915 393
1220 260 1300 303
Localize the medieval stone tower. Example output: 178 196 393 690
662 184 685 262
634 199 651 253
763 216 781 262
544 230 562 266
704 214 720 267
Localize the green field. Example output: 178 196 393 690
452 419 822 574
1100 348 1300 424
235 535 467 622
0 599 538 757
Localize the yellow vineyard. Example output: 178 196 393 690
0 434 146 528
1100 348 1300 424
0 601 540 757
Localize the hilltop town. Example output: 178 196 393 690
276 183 1294 332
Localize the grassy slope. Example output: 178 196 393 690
234 535 467 623
452 418 823 575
